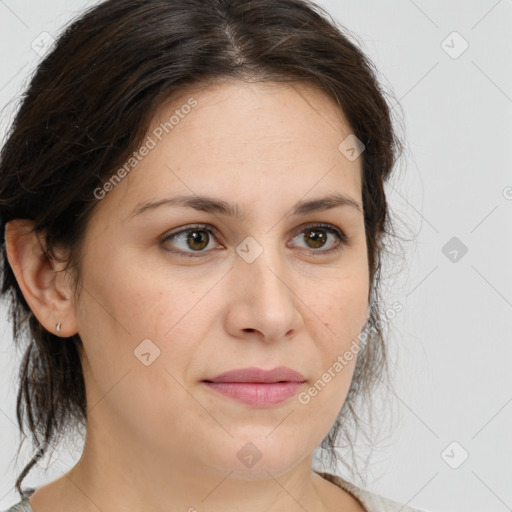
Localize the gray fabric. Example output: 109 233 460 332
316 471 426 511
3 476 427 512
2 497 32 512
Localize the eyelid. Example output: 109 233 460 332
293 222 346 240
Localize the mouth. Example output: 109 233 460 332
202 366 306 407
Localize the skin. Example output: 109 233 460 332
5 77 369 512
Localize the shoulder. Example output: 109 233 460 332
1 499 33 512
315 471 426 512
2 488 35 512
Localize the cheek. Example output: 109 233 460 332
74 272 196 441
74 259 210 404
314 271 369 343
76 252 182 346
303 274 368 399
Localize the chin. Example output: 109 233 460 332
205 437 308 479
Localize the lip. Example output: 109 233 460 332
204 366 306 383
202 366 306 407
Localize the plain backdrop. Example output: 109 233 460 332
0 1 511 511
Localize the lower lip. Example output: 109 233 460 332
203 381 305 407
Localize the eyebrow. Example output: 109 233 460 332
127 192 363 220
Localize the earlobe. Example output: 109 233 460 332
4 219 78 337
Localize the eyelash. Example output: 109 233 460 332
161 223 349 258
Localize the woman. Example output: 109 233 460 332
0 0 421 511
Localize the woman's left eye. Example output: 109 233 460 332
161 223 348 257
290 224 347 253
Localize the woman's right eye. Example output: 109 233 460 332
161 224 219 257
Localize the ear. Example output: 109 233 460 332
4 219 79 337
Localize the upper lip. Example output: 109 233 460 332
204 366 306 383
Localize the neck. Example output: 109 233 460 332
49 418 332 512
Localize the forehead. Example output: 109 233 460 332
152 78 356 153
96 78 364 221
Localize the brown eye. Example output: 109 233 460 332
303 228 328 249
184 229 210 251
162 225 217 255
162 223 347 258
291 224 347 253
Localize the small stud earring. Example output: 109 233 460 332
55 322 62 333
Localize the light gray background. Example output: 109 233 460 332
0 1 511 511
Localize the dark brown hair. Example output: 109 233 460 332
0 0 404 497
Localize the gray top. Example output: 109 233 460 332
317 471 425 511
3 473 426 512
2 487 34 512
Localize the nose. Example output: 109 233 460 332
224 244 305 343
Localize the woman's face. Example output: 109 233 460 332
73 78 369 478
